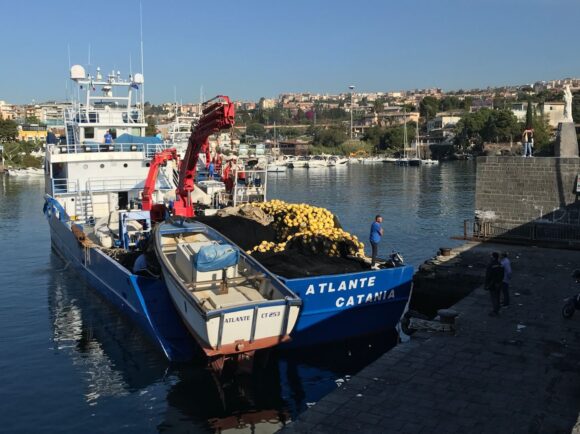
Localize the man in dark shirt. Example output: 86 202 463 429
369 215 383 269
485 252 504 316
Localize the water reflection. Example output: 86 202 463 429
47 250 398 433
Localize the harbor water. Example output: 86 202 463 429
0 162 475 433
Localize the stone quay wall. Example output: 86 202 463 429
475 157 580 233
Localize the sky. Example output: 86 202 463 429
1 0 580 104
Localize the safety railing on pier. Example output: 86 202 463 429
462 219 580 245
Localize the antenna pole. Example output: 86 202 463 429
139 1 145 106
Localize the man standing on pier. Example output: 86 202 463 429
369 215 384 269
485 252 504 316
500 252 512 307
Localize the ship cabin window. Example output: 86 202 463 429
110 128 117 139
88 112 99 123
84 127 95 139
131 128 141 136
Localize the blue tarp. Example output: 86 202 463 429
115 133 163 144
195 244 239 272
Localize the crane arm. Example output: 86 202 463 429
173 95 235 217
141 148 179 211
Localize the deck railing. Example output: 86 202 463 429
51 176 173 195
48 142 170 158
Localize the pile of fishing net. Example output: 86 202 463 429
195 200 370 278
250 200 365 258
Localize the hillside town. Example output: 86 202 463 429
1 76 580 165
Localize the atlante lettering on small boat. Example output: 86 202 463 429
224 315 251 323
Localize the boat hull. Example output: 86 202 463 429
155 221 301 358
282 266 413 347
45 205 196 362
45 199 414 360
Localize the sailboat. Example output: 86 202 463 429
267 122 287 172
408 123 421 166
395 110 420 166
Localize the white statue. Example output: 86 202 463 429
563 84 573 121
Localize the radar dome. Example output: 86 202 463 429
70 65 86 80
133 73 144 84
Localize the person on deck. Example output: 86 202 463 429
208 160 215 179
369 215 384 269
485 252 504 316
46 129 57 145
104 130 113 145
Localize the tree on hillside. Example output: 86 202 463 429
439 96 460 112
25 116 42 125
246 123 266 138
572 92 580 123
532 113 551 152
419 96 439 121
525 101 533 129
312 126 347 147
145 116 157 136
0 119 18 142
373 98 386 113
481 109 520 143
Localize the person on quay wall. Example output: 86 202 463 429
369 215 384 270
500 252 512 307
485 251 504 317
522 128 534 157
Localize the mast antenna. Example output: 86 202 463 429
139 1 145 105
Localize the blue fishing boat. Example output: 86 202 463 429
43 64 414 367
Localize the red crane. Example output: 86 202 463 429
141 95 235 218
141 148 179 211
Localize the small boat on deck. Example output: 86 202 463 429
154 220 301 363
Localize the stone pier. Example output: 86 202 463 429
283 242 580 433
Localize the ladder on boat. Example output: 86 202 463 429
74 182 95 224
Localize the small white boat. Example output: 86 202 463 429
382 157 397 164
287 156 309 168
330 156 348 165
267 155 289 172
7 167 44 177
308 155 330 168
362 156 383 164
155 220 301 361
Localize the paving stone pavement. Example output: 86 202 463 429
282 243 580 433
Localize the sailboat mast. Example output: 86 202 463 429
416 122 420 159
403 108 408 158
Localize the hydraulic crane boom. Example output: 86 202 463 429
173 95 235 217
141 147 179 211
